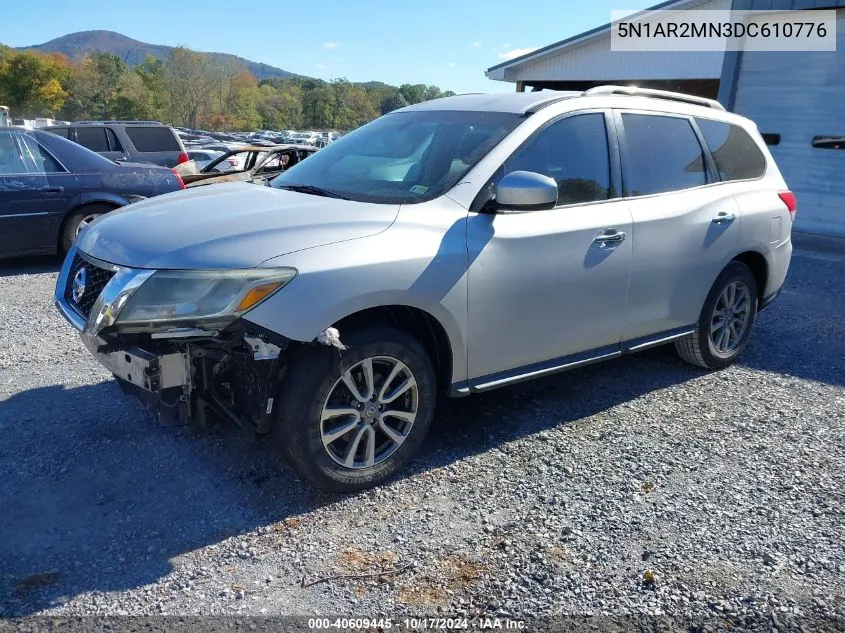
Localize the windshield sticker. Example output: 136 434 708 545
409 184 428 195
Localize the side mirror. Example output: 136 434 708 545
494 170 558 212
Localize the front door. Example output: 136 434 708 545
466 111 633 384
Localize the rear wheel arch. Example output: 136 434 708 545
731 250 768 303
58 201 121 253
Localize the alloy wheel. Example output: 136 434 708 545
319 356 418 469
710 280 752 357
75 214 100 237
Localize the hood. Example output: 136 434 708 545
76 183 400 269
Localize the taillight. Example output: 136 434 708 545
176 151 189 165
778 190 796 220
227 158 237 166
171 168 186 190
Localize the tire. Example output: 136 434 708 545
61 204 114 253
275 326 437 492
675 261 758 369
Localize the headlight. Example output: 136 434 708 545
116 268 296 326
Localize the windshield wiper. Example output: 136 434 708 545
276 184 351 200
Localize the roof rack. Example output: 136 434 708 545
584 85 726 111
73 120 165 125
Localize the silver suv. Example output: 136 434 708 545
55 87 794 491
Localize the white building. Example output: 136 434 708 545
487 0 845 236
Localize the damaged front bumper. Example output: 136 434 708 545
55 246 290 431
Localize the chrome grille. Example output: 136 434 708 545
64 254 115 319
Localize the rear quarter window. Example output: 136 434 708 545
124 126 181 152
696 118 767 181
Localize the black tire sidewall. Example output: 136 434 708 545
277 327 436 492
696 262 758 369
61 206 109 253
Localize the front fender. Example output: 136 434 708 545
243 206 470 384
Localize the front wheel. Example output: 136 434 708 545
675 261 758 369
275 326 437 492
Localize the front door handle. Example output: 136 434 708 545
712 212 736 224
44 186 64 195
593 229 627 247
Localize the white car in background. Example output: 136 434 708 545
186 150 224 171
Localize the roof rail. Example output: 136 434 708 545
584 85 726 111
73 120 165 125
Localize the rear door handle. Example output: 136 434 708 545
593 229 627 247
44 186 64 195
712 212 736 224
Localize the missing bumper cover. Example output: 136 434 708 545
93 346 189 392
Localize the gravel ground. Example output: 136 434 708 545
1 239 843 626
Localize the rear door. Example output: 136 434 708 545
0 130 78 255
617 110 741 341
73 126 125 162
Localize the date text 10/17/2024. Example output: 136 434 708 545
307 617 527 630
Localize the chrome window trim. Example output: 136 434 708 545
0 212 51 219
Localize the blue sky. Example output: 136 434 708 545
0 0 651 93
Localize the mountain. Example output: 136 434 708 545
18 30 304 80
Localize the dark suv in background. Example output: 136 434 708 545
44 121 189 167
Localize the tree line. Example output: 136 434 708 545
0 45 456 131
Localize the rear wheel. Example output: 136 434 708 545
675 261 758 369
275 326 436 492
61 204 114 253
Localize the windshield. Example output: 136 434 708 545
271 110 521 203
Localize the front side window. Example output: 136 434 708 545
0 131 31 174
501 112 612 206
0 131 62 174
622 113 707 196
696 118 766 181
272 110 521 204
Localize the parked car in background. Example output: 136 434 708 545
185 149 224 171
53 88 792 491
210 132 238 142
43 121 189 168
0 127 184 258
182 144 316 188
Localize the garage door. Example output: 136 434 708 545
733 9 845 236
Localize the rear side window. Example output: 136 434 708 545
621 113 707 196
696 118 766 181
46 127 70 139
75 126 110 152
124 126 181 152
503 112 613 205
